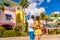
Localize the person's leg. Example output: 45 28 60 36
28 31 34 40
38 35 41 40
30 31 35 40
35 35 38 40
35 35 41 40
31 31 35 40
28 32 31 40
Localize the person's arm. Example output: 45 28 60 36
31 21 36 28
39 23 44 30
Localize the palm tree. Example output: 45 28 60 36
51 13 58 17
51 13 58 19
40 12 45 20
44 15 49 21
51 13 59 22
19 0 29 36
19 0 29 11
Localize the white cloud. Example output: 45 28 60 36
28 0 44 4
25 2 37 14
39 7 45 12
25 0 45 16
30 7 45 16
47 0 51 3
28 2 37 9
28 0 35 3
52 11 60 14
25 3 45 16
39 0 44 4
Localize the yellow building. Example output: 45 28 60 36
16 9 25 26
16 8 26 36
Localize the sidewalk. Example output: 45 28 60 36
0 35 60 40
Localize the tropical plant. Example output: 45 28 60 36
40 12 49 20
19 0 29 10
0 26 5 37
44 15 49 21
49 30 56 34
19 0 29 36
50 13 59 23
4 30 17 37
15 26 22 36
49 29 60 34
51 13 59 19
40 12 45 20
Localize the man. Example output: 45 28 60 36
27 15 35 40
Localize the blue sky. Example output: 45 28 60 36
38 0 60 15
12 0 60 15
12 0 20 3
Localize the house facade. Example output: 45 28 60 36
16 7 25 26
0 6 16 29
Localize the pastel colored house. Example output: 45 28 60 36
0 6 16 30
16 7 25 26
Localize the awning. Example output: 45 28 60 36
0 22 16 27
6 14 11 17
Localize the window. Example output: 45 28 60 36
6 14 11 20
17 13 20 22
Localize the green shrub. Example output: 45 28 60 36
54 30 58 34
55 30 60 34
15 26 28 36
0 26 5 37
49 29 60 34
4 30 17 37
58 30 60 34
23 32 28 36
49 30 56 34
15 31 22 36
24 26 28 32
24 26 28 36
15 26 22 36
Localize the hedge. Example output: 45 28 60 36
49 29 60 34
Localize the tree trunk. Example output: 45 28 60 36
21 7 25 36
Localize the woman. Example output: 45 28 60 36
32 16 43 40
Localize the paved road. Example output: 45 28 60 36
0 35 60 40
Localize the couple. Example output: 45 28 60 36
27 15 43 40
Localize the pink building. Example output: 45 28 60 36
0 7 16 30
